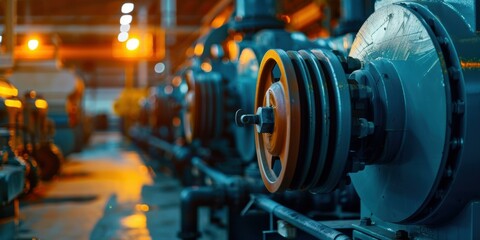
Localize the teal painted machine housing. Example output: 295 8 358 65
347 0 480 239
49 113 76 156
0 127 25 205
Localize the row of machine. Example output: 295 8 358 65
0 0 92 237
123 0 480 239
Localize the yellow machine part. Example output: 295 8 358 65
0 80 19 98
113 88 149 132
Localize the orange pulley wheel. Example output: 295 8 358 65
247 48 353 193
254 49 301 192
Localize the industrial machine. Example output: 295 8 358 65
182 0 332 168
175 0 373 239
22 91 63 181
0 80 26 240
10 60 89 156
8 93 41 192
151 79 186 144
238 0 480 239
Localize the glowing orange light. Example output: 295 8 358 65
201 62 212 72
227 40 240 61
172 76 182 87
239 48 258 66
233 33 243 42
5 99 22 108
194 44 204 56
126 38 140 51
211 15 227 28
135 204 150 212
290 2 322 30
0 86 18 97
27 38 39 51
172 117 181 127
35 99 48 109
281 15 291 24
461 61 480 69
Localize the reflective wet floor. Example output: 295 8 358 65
17 132 183 240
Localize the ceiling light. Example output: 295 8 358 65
126 38 140 51
121 3 134 14
118 32 129 42
120 15 133 25
154 62 165 73
27 39 39 51
120 24 130 32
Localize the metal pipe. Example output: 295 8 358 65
230 0 284 32
137 5 148 87
161 0 176 76
5 0 15 55
334 0 374 35
178 186 226 240
341 0 367 23
252 194 352 240
191 157 233 185
146 135 190 160
4 0 16 68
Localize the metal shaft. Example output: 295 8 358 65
252 194 352 240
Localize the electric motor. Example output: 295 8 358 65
243 0 480 230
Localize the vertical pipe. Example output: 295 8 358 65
334 0 374 35
161 0 176 76
25 0 31 25
179 187 225 240
231 0 284 33
341 0 366 23
125 65 134 88
4 0 16 66
137 6 148 87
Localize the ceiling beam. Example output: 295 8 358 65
0 24 199 35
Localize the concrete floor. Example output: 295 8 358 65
17 132 183 240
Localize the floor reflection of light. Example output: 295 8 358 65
121 213 147 229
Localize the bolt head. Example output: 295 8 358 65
346 57 362 72
255 107 274 133
360 217 372 226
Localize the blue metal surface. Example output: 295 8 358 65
0 165 24 204
349 4 449 223
229 0 284 32
244 0 479 238
348 0 480 238
49 113 75 156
